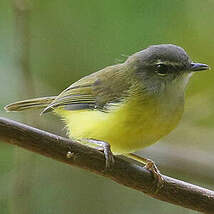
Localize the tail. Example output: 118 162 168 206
4 96 56 112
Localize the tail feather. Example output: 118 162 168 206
4 96 56 112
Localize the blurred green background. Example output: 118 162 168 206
0 0 214 213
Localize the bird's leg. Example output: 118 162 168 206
86 139 115 168
125 153 164 192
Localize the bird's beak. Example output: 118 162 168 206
190 62 210 72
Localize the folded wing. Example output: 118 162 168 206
42 64 131 114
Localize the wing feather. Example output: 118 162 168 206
42 63 131 114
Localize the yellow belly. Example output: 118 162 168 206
55 96 183 155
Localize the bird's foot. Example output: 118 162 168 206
144 159 164 193
125 153 164 193
86 139 115 168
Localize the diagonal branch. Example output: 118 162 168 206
0 117 214 214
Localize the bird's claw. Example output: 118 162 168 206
87 139 115 168
145 160 164 193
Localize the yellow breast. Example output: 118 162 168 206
55 93 184 155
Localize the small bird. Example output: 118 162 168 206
5 44 209 179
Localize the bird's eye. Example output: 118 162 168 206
156 64 169 76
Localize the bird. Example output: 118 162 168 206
5 44 209 181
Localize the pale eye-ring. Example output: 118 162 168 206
156 64 169 76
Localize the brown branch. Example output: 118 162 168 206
13 0 35 99
0 117 214 213
12 1 37 213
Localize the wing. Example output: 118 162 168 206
42 63 131 114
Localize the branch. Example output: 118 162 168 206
12 1 37 213
0 117 214 214
13 0 35 97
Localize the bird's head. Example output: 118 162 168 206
126 44 209 94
